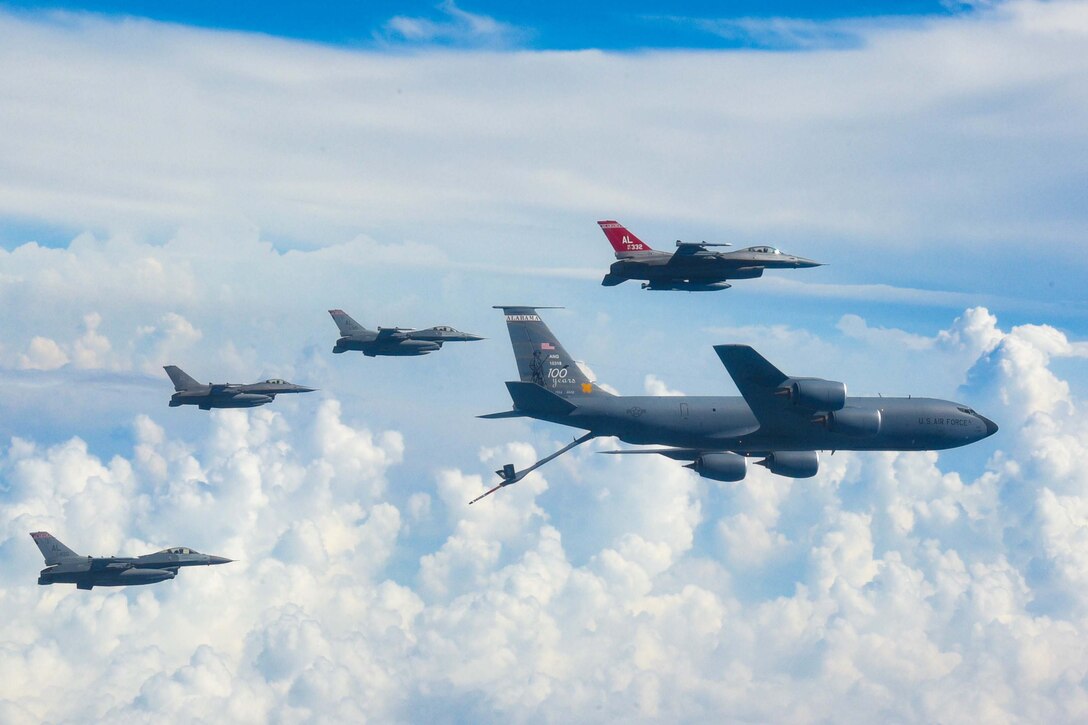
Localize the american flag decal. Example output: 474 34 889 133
540 342 555 350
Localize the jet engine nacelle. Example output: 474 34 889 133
820 407 882 437
758 451 819 478
780 378 846 412
686 452 747 482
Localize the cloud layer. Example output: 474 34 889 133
0 304 1084 723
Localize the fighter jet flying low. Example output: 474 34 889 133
31 531 232 590
471 306 997 503
164 365 315 410
328 309 484 357
598 220 823 291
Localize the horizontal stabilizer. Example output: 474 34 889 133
477 410 526 419
506 381 578 415
601 274 625 287
600 448 705 460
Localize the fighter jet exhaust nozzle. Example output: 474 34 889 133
684 453 747 482
776 379 847 412
813 407 882 437
756 451 819 478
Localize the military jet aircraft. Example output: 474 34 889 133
329 309 484 357
598 220 823 291
31 531 232 590
164 366 315 410
472 306 997 503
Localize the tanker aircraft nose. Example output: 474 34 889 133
979 415 999 438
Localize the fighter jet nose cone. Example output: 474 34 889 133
980 415 999 437
208 556 234 565
298 387 317 393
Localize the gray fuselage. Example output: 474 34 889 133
38 549 232 589
610 247 821 285
169 380 315 409
525 394 992 453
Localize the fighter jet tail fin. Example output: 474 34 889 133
30 531 79 565
493 306 611 398
329 309 367 335
598 220 654 256
164 365 201 391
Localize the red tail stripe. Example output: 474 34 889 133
597 220 652 252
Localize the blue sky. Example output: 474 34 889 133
5 0 972 49
2 2 1088 722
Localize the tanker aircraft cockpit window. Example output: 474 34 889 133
956 406 979 416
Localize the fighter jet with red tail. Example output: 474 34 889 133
598 220 823 291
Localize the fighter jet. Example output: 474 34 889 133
30 531 232 590
164 366 315 410
598 220 823 291
472 307 997 503
328 309 484 357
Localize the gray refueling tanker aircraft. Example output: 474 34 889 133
598 220 823 291
164 365 315 410
329 309 485 357
31 531 232 590
472 307 997 503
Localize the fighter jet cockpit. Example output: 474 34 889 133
434 326 454 332
745 246 782 254
160 547 195 555
265 379 286 384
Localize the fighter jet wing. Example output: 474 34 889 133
209 384 238 395
669 241 733 260
376 328 406 340
714 344 806 432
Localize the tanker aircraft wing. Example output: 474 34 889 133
714 344 806 433
715 343 859 436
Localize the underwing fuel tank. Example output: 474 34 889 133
642 281 732 292
118 568 176 583
229 394 274 407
